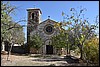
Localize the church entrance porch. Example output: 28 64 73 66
46 45 53 54
42 39 56 54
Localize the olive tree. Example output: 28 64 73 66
1 1 26 60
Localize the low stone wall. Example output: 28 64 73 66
11 46 25 54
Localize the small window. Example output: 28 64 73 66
32 13 34 20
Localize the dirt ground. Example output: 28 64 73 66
1 54 67 66
1 54 97 66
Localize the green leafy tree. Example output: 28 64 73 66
29 33 43 53
1 1 26 60
1 1 25 44
84 37 99 65
52 30 67 55
60 7 99 59
10 23 25 45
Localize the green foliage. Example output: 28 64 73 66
52 31 66 49
30 34 43 50
61 7 98 45
1 1 25 45
61 7 99 59
84 37 99 64
52 6 97 59
10 24 25 44
1 1 12 41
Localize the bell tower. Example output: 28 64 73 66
27 8 42 24
27 8 42 53
27 8 42 34
27 8 42 29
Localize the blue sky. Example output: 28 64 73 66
5 1 99 42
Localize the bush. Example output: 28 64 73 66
83 37 99 64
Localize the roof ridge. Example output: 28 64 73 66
40 19 58 23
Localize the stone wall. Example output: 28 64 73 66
11 46 25 54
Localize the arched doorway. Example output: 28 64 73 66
46 45 53 54
45 39 53 54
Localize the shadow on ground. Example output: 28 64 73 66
31 55 80 63
11 53 29 56
64 55 80 63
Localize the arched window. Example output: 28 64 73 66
32 13 34 20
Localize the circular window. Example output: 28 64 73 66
44 24 54 35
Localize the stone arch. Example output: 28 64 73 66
44 39 52 45
42 39 53 54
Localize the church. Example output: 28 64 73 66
27 7 61 54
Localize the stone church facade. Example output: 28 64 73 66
27 8 60 54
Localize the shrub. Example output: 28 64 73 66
83 37 99 64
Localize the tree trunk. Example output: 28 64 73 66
69 48 71 55
67 44 68 55
7 43 13 61
80 44 83 60
2 42 5 51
